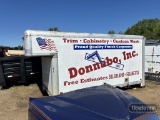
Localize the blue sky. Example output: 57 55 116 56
0 0 160 47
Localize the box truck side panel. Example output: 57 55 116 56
55 37 144 93
24 30 145 95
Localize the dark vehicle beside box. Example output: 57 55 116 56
0 56 42 87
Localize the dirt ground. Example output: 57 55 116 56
0 84 43 120
0 80 159 120
126 80 160 116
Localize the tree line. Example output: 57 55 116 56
9 46 23 50
13 18 160 49
49 18 160 40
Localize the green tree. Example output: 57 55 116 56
14 47 18 50
124 18 160 39
108 30 115 34
118 31 123 34
48 27 59 31
9 47 13 50
17 45 22 50
153 21 160 40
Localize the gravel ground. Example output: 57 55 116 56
0 80 159 120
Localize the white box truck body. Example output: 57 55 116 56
23 30 145 95
145 40 160 74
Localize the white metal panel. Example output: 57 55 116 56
145 55 160 73
56 37 144 93
42 57 53 95
51 54 59 95
23 30 145 95
145 46 154 55
23 35 32 56
42 55 59 95
145 44 160 55
38 37 144 93
24 30 144 39
154 45 160 55
24 30 144 56
145 55 155 73
145 44 160 73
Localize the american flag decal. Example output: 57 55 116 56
36 37 56 51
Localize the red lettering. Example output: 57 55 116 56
93 62 101 70
106 57 112 66
132 51 138 57
85 65 93 73
63 38 67 43
64 81 68 86
78 68 85 75
68 67 77 79
113 57 118 63
132 51 136 57
64 80 79 86
68 56 123 79
123 51 138 60
101 61 107 68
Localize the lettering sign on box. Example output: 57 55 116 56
26 31 144 93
